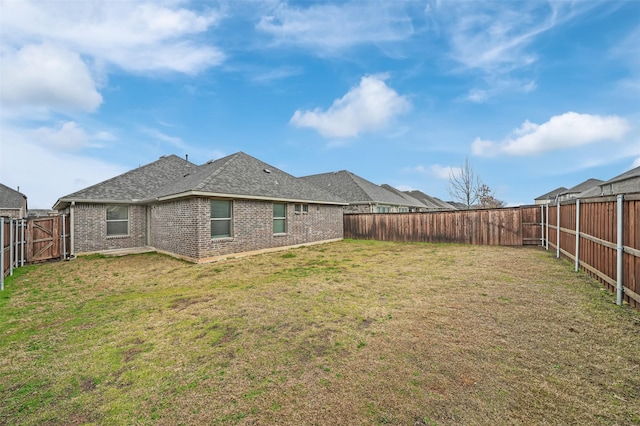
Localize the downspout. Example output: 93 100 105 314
616 194 624 306
545 203 549 250
70 202 75 258
61 214 67 260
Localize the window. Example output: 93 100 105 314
211 200 232 238
106 205 128 236
294 203 309 214
375 206 391 213
273 203 287 234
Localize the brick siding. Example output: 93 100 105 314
152 197 343 261
72 203 146 253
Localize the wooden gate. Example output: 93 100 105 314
26 216 70 263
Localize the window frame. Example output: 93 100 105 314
210 199 233 239
273 202 287 234
294 203 309 214
106 205 129 237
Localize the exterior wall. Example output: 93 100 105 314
73 203 147 253
0 208 24 219
602 177 640 195
150 198 203 259
151 197 343 261
0 198 27 219
345 204 373 214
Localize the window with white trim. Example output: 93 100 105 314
106 205 129 236
294 203 308 214
273 203 287 234
211 200 232 238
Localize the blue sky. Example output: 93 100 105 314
1 0 639 209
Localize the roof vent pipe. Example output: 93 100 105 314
185 154 189 162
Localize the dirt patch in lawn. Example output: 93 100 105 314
1 241 639 425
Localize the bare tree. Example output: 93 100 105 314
477 183 506 208
447 157 481 209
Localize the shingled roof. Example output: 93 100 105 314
379 185 426 209
0 183 27 209
602 165 640 185
300 170 413 207
404 190 457 210
534 186 568 202
149 152 345 204
54 152 346 210
54 155 197 209
559 178 604 197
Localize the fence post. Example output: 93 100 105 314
545 204 549 250
1 217 4 291
575 199 580 272
9 219 14 276
540 205 544 247
617 194 624 306
556 202 561 259
20 219 25 267
61 215 67 260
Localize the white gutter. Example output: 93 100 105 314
152 190 348 205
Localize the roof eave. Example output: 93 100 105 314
153 190 348 205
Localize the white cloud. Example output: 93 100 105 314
1 0 224 74
402 164 460 180
0 43 102 114
633 157 640 169
0 125 126 208
33 121 90 150
428 2 598 75
467 89 489 103
142 128 186 149
290 74 410 138
472 112 631 157
257 2 414 55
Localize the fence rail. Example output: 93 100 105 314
344 195 640 309
1 215 70 290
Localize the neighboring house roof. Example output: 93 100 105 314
601 165 640 185
559 178 604 197
0 183 27 210
404 190 457 210
301 170 413 207
379 185 427 209
150 152 345 204
534 187 568 202
576 185 603 199
54 152 346 210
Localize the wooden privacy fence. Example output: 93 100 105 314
1 215 70 290
545 194 640 309
344 206 544 246
344 196 639 309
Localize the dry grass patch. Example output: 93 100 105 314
1 240 639 425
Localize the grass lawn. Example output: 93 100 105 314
1 240 639 425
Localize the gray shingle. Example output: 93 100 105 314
379 185 427 209
150 152 345 204
301 171 413 206
404 190 457 210
534 186 568 201
0 183 27 209
560 178 604 196
601 165 640 185
54 155 197 208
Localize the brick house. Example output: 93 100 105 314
53 152 346 262
0 183 28 219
